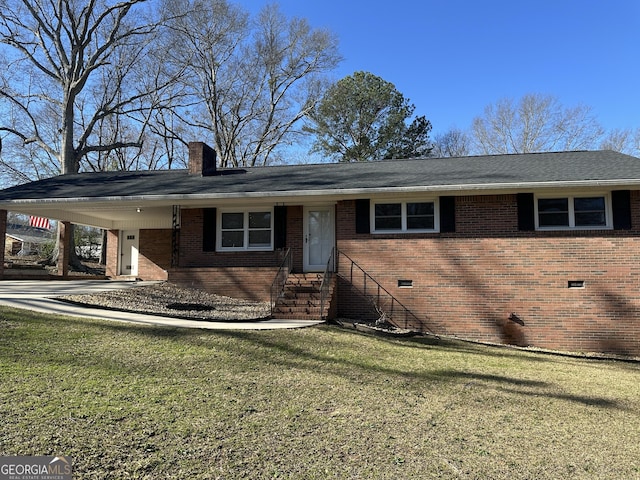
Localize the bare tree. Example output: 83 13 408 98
471 93 604 154
165 0 341 167
0 0 180 269
432 128 470 158
0 0 177 179
600 127 640 157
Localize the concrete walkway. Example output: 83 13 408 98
0 280 324 330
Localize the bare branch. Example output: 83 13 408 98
471 94 605 155
165 0 340 167
0 0 178 179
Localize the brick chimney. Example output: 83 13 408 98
188 142 217 176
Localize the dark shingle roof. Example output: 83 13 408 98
1 150 639 202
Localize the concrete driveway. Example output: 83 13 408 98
0 280 323 330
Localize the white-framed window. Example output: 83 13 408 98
371 199 438 233
218 208 273 251
535 194 612 230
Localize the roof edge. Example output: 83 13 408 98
1 178 640 207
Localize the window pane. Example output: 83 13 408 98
407 202 434 216
222 213 243 229
407 202 434 230
221 231 243 248
574 197 606 226
376 217 402 230
408 216 434 229
574 197 605 212
539 212 569 226
575 212 606 226
375 203 402 230
249 230 271 247
538 198 568 213
375 204 401 216
538 198 569 227
249 211 271 229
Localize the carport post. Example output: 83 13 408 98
0 209 6 279
57 221 72 278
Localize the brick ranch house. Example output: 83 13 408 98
1 143 640 356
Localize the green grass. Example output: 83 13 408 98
1 307 639 479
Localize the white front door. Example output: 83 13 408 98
303 206 335 272
120 230 139 276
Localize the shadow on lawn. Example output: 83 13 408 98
205 328 630 411
362 330 552 363
6 310 629 411
431 369 624 409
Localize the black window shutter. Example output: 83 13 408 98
355 199 370 234
517 193 535 231
440 196 456 233
203 208 216 252
274 206 287 249
612 190 632 230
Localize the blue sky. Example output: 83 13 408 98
243 0 639 136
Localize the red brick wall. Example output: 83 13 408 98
287 206 304 272
106 230 119 278
138 229 171 280
169 267 276 302
336 195 640 356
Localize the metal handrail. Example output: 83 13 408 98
336 249 434 334
270 248 292 314
319 247 335 320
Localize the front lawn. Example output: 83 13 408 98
0 307 638 479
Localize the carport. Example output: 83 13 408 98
0 171 181 279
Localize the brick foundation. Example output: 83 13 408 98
169 267 277 302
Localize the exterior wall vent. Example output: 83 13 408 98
568 280 585 289
398 279 413 288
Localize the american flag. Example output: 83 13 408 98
29 215 51 230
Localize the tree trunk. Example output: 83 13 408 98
51 93 85 271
